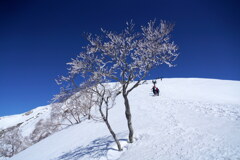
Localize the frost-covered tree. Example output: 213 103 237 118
51 102 74 126
57 20 179 143
51 88 95 126
0 128 27 157
29 119 59 144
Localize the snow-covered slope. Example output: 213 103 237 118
6 78 240 160
0 105 51 137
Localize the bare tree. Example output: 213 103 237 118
51 103 74 126
51 88 95 127
87 83 122 151
57 20 179 143
81 90 94 120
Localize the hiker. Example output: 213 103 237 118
155 87 159 96
152 86 156 95
152 80 160 96
152 80 157 87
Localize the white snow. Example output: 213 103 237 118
0 105 51 137
3 78 240 160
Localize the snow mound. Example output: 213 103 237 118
7 78 240 160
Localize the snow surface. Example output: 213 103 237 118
4 78 240 160
0 105 51 137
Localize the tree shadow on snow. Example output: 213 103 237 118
55 136 127 160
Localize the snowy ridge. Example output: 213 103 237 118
0 105 51 137
0 105 52 160
3 78 240 160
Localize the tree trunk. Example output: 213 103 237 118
123 94 134 143
99 106 122 151
88 108 91 120
104 119 122 151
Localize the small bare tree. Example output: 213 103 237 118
51 103 75 126
51 88 95 126
81 90 94 120
57 20 179 143
87 83 122 151
63 96 82 124
53 78 122 151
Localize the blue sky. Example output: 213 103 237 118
0 0 240 116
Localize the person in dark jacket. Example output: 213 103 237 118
152 86 156 95
155 87 159 96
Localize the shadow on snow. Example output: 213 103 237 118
54 135 127 160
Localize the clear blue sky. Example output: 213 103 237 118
0 0 239 116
